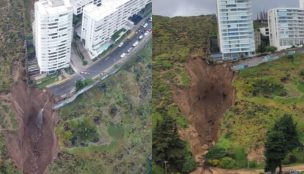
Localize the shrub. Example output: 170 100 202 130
206 146 227 160
299 69 304 77
248 161 257 168
69 118 99 146
207 159 220 167
181 154 197 174
219 157 237 169
75 79 93 91
265 46 277 53
251 79 287 97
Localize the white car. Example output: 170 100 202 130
139 35 144 40
127 47 133 53
144 31 149 36
118 42 124 47
143 23 148 28
120 53 126 58
132 41 139 47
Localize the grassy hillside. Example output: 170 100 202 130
208 54 304 168
0 0 26 172
152 15 218 173
0 0 25 92
152 15 217 127
48 41 152 174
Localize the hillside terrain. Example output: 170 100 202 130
48 41 152 173
152 15 222 173
0 0 152 172
153 15 304 173
0 0 29 172
207 54 304 169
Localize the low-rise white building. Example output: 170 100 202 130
268 8 304 50
81 0 149 59
70 0 101 15
34 0 73 73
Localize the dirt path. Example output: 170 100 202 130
174 57 236 162
3 81 58 174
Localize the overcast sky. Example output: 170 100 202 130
153 0 299 17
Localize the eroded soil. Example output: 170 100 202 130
3 81 58 174
174 57 236 162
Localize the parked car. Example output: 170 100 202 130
132 41 139 47
139 35 144 40
118 42 124 47
120 53 126 58
127 47 133 53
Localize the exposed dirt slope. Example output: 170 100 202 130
3 80 58 174
174 57 235 162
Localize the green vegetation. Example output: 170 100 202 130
153 116 196 174
209 54 304 169
111 28 127 41
265 115 300 174
251 78 287 97
143 3 152 17
63 117 99 146
0 0 25 92
49 41 152 173
152 15 217 173
266 46 277 53
75 79 94 91
35 75 59 89
0 135 20 173
0 0 28 172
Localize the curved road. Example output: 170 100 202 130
48 17 152 97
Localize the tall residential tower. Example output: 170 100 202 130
34 0 73 73
216 0 255 60
300 0 304 9
81 0 149 59
268 0 304 50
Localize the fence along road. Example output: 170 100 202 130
53 33 152 110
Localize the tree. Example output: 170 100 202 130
153 116 196 173
264 115 300 174
76 80 85 91
75 79 92 91
266 46 277 53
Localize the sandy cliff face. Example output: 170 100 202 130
3 81 58 174
174 57 235 162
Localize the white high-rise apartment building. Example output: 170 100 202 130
70 0 101 15
268 1 304 50
81 0 149 59
217 0 256 60
34 0 73 73
300 0 304 9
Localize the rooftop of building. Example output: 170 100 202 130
83 0 131 21
35 0 72 15
70 0 94 6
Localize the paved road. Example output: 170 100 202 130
233 47 304 69
48 16 152 97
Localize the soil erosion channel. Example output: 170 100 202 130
3 81 58 174
174 57 236 162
